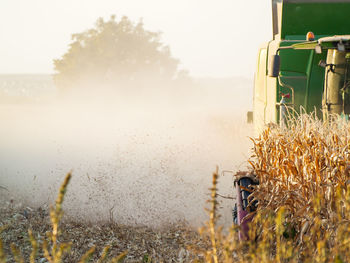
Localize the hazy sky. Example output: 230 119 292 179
0 0 271 78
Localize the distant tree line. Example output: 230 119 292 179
53 15 189 93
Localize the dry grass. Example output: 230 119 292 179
193 114 350 262
1 173 126 262
250 114 350 251
0 174 204 262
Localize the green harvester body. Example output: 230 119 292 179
252 0 350 133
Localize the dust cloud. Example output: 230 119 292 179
0 78 253 228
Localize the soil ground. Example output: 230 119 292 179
0 201 208 262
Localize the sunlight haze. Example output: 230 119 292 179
1 0 262 235
0 0 271 78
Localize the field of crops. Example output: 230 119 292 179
2 114 350 262
202 114 350 263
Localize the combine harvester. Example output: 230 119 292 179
234 0 350 238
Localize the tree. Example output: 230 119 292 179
53 15 183 91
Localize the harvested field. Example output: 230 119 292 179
5 114 350 262
0 101 252 228
0 199 207 262
0 77 252 262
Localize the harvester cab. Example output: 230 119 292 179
250 0 350 134
236 0 350 236
270 35 350 123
